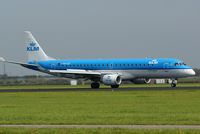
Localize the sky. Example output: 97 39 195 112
0 0 200 76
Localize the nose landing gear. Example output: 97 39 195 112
170 79 177 88
171 83 176 87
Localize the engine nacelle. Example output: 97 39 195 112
132 78 151 84
102 74 122 85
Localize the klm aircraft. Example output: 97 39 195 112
0 31 196 88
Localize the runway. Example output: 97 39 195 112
0 125 200 129
0 86 200 92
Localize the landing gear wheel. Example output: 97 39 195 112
171 83 176 88
91 82 100 89
111 85 119 88
170 79 177 88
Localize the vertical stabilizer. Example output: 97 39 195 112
25 31 53 61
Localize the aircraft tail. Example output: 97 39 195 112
25 31 54 62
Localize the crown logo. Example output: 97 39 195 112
29 42 36 47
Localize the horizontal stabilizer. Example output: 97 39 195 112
0 57 38 69
0 57 5 62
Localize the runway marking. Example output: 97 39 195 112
0 87 200 93
0 125 200 129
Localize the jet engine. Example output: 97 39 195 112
102 74 122 85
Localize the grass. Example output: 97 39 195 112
0 86 200 125
0 84 200 133
0 128 200 134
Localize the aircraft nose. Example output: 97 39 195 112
186 69 196 76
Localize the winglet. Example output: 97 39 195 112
0 57 5 62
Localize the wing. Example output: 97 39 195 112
49 69 101 79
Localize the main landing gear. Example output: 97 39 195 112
91 82 100 89
111 85 119 88
170 79 177 88
91 82 120 89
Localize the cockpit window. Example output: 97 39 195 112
175 62 186 66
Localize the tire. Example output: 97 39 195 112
171 83 176 88
111 85 119 88
91 82 100 89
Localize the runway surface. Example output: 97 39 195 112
0 86 200 92
0 125 200 129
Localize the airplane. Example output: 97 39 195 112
0 31 196 88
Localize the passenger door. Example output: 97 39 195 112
163 62 170 69
51 63 56 70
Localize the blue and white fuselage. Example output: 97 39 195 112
28 58 194 79
0 31 195 88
